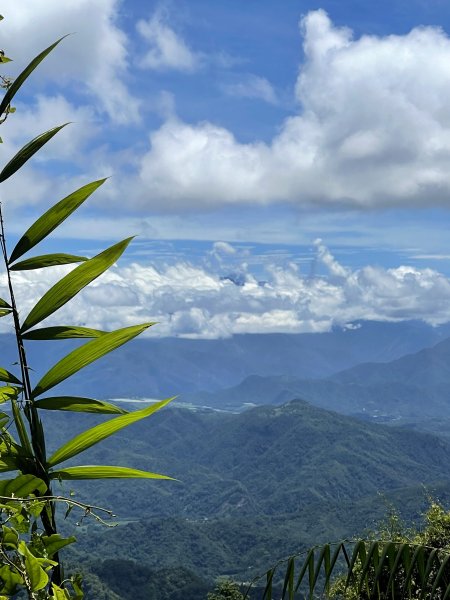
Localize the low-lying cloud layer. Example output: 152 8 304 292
2 241 450 339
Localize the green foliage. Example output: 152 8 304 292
0 15 172 597
248 502 450 600
207 579 245 600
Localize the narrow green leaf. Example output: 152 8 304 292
0 474 46 497
21 237 133 333
0 36 67 117
11 398 32 458
9 178 106 263
50 465 174 481
0 56 11 64
0 124 69 184
33 323 155 397
0 309 12 317
35 396 126 415
47 397 174 467
9 253 88 271
23 326 106 341
0 298 11 308
0 368 21 385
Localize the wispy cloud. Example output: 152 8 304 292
221 74 278 104
136 8 200 72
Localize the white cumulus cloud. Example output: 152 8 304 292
129 10 450 210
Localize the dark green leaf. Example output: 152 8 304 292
0 309 12 317
33 323 155 397
11 398 32 457
0 297 11 308
35 396 126 414
0 367 21 385
9 253 88 271
0 36 67 117
0 124 69 184
23 326 106 341
9 178 106 263
50 465 174 480
21 237 133 333
42 534 76 557
0 56 11 63
47 397 174 467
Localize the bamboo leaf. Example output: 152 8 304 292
0 124 69 184
21 237 133 333
0 368 21 385
9 179 106 264
9 253 88 271
23 326 106 341
47 397 174 467
33 323 155 397
50 465 174 481
11 399 32 458
0 298 10 308
35 396 126 415
0 309 12 318
0 36 68 117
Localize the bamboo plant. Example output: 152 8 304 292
0 25 173 599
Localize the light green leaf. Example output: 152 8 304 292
0 309 12 318
18 541 49 591
23 326 106 341
0 368 21 385
9 179 106 263
35 396 126 415
47 397 174 467
42 534 76 557
0 36 67 118
50 584 72 599
0 56 11 64
0 386 20 403
9 253 88 271
0 474 46 497
50 465 174 481
0 564 23 595
0 124 69 184
33 323 155 397
21 237 133 333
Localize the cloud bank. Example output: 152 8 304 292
132 10 450 210
3 241 450 339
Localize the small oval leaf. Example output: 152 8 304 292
22 326 106 341
35 396 126 415
9 253 88 271
0 124 69 184
50 465 174 481
21 237 133 333
33 323 155 397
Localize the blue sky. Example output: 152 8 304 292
2 0 450 337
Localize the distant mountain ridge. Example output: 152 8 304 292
1 319 450 399
183 333 450 419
